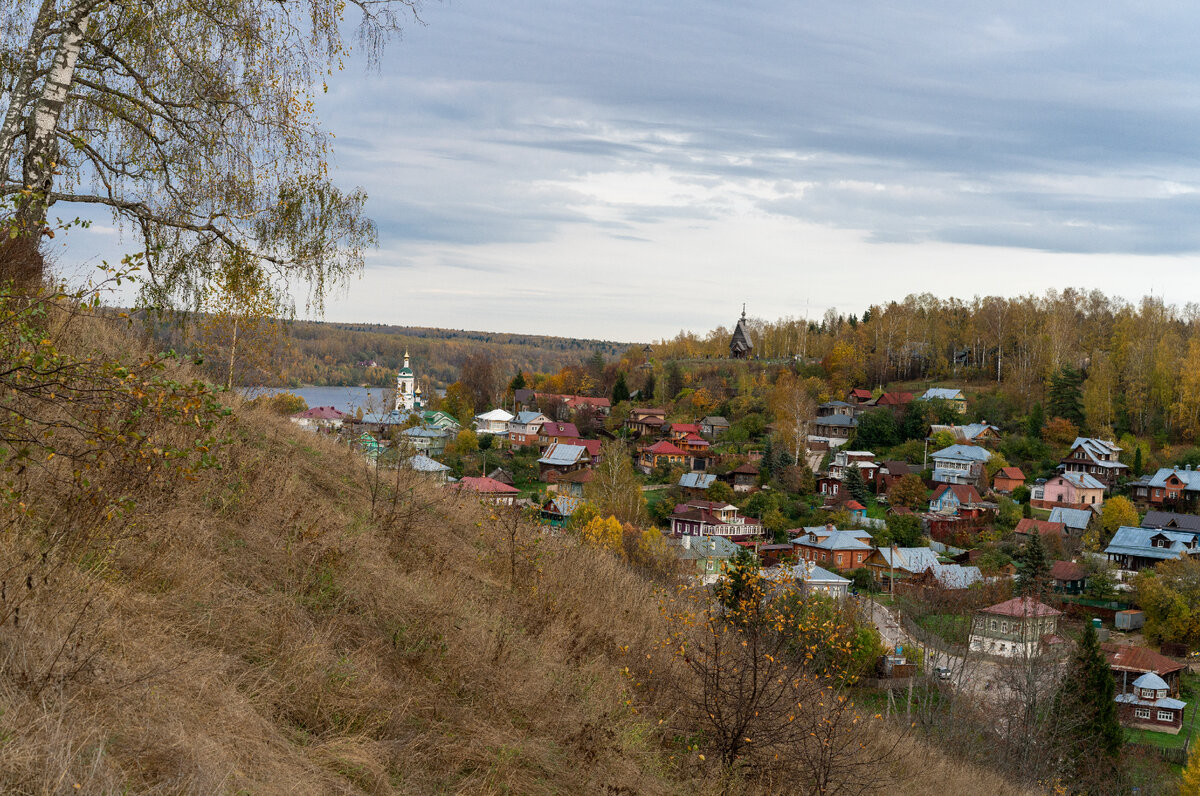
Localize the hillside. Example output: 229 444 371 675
0 296 1033 793
145 313 634 389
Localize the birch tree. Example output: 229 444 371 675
0 0 407 302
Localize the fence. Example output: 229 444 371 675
1127 742 1188 767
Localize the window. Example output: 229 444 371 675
1135 708 1151 720
1000 622 1009 633
990 619 998 631
1159 711 1175 722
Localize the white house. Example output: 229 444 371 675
473 408 514 435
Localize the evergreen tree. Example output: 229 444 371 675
1026 402 1044 438
611 371 630 404
1048 368 1085 426
509 370 526 393
666 361 684 401
844 464 869 504
642 372 656 402
1054 623 1122 785
1132 445 1143 477
1015 531 1050 596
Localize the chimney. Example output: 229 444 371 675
826 522 835 532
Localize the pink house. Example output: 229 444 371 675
1042 472 1105 508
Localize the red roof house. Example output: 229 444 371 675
639 440 688 474
456 476 520 505
993 466 1027 493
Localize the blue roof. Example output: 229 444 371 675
362 409 415 425
1148 467 1200 490
1115 692 1187 710
789 562 851 584
679 472 717 489
931 444 992 463
1105 526 1198 560
1055 471 1107 490
876 547 940 572
538 443 588 466
403 454 450 472
402 426 449 439
920 388 965 401
513 410 546 424
1049 507 1093 530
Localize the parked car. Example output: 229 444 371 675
934 666 952 681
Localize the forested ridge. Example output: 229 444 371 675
658 290 1200 442
146 314 632 389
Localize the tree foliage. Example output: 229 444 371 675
1135 557 1200 647
584 440 646 525
1052 623 1122 785
0 0 406 302
888 473 927 510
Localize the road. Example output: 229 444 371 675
857 595 1009 700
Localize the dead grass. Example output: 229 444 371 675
0 311 1038 794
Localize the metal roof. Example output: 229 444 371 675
931 444 992 462
538 443 588 466
1115 692 1187 710
403 454 450 472
1105 526 1198 560
876 547 940 572
1049 507 1093 530
920 388 965 401
678 472 717 489
1055 471 1106 490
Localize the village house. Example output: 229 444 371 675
1105 526 1200 572
969 597 1064 659
1102 644 1186 697
908 562 983 591
918 387 967 414
1132 466 1200 508
1059 437 1128 489
400 426 452 458
811 413 857 444
727 461 760 493
539 494 584 527
400 454 451 484
791 525 874 570
454 476 520 505
673 535 741 583
538 421 581 447
678 472 717 498
699 415 730 438
290 405 348 431
928 483 985 514
1049 506 1094 537
1049 560 1087 594
507 411 549 448
421 410 462 433
1141 510 1200 533
929 422 1001 446
785 561 852 601
551 468 593 498
817 400 859 418
863 546 941 588
668 500 762 539
1115 673 1187 735
537 443 592 481
473 408 514 436
877 460 916 493
1013 518 1067 545
638 439 689 474
869 391 914 416
992 466 1026 493
828 450 879 487
622 408 667 437
513 389 611 419
930 444 991 486
1042 471 1105 508
846 388 874 405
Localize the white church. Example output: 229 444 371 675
394 351 426 412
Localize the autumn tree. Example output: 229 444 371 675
770 371 817 464
1099 496 1138 540
888 473 927 510
584 440 646 525
195 250 284 389
1 0 394 299
1135 558 1200 647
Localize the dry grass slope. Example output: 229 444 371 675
0 311 1036 795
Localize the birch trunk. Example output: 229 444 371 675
0 0 56 173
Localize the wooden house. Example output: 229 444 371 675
992 466 1026 493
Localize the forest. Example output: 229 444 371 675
654 290 1200 443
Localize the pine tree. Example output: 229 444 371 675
1016 531 1049 596
509 370 527 393
642 372 656 402
611 372 630 404
1026 402 1045 438
844 464 869 504
1054 623 1122 785
1048 368 1086 426
1133 445 1144 477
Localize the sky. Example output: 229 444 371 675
61 0 1200 342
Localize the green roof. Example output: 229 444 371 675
398 368 413 376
